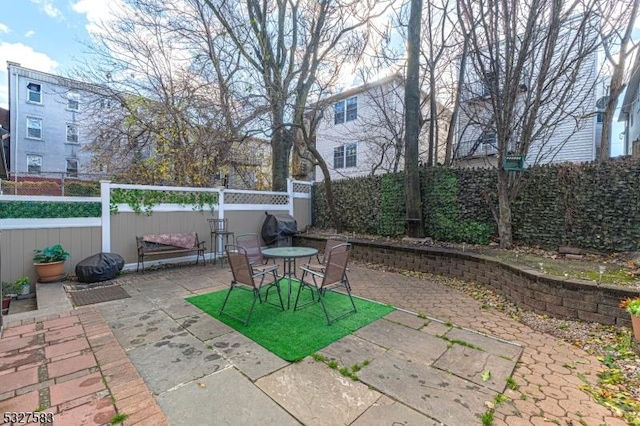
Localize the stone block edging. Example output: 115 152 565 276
294 235 640 327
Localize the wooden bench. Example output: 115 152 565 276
136 232 206 272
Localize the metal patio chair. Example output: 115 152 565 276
235 233 277 274
220 245 284 326
302 235 351 290
294 243 357 325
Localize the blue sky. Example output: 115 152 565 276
0 0 110 108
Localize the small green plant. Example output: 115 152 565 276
481 409 494 426
311 353 326 362
417 313 427 319
362 360 371 366
327 360 338 369
109 413 129 425
620 297 640 317
506 376 519 391
494 393 508 406
33 244 70 263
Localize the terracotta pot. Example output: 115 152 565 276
34 261 66 283
2 295 10 311
631 315 640 341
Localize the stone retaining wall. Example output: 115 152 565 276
295 235 640 327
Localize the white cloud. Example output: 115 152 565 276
0 42 59 108
71 0 124 35
30 0 63 19
25 30 36 38
0 23 10 34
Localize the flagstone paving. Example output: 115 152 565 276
0 261 630 425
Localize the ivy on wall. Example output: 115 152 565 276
110 189 219 214
378 173 405 236
312 158 640 252
422 168 494 245
0 201 101 218
313 176 382 234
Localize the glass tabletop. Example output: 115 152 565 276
262 246 318 259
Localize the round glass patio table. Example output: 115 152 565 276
262 246 318 309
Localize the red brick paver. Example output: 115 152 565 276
0 307 167 425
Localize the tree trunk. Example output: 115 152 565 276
445 37 468 165
271 128 292 192
599 108 614 161
404 0 424 238
497 170 513 249
316 158 342 232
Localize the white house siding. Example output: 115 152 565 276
455 19 600 167
314 77 448 182
8 63 96 176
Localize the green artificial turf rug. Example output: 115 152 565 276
186 279 394 361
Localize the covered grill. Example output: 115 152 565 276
261 212 298 247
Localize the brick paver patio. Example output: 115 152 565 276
0 308 166 426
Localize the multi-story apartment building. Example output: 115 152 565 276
312 74 450 182
6 62 102 178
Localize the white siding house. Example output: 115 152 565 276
454 17 602 168
619 60 640 158
313 75 450 182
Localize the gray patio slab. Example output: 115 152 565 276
153 297 204 320
177 313 234 341
136 286 192 304
207 331 289 381
107 309 181 351
433 344 518 393
351 395 442 426
256 358 381 426
97 297 156 321
358 350 495 425
318 334 387 368
355 319 448 364
444 328 523 360
157 367 301 426
178 276 221 291
383 310 428 330
421 320 453 337
127 334 229 394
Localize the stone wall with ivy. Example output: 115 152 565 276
312 158 640 252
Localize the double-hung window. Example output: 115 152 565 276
334 96 358 124
66 123 79 144
66 158 78 177
67 91 79 111
27 155 42 174
333 143 357 169
27 82 42 103
26 117 42 139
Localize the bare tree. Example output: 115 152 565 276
457 0 601 248
73 0 262 186
597 0 640 160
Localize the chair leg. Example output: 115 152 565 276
219 284 235 316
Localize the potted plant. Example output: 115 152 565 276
620 297 640 340
1 280 21 313
33 244 70 283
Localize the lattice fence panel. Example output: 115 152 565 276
292 182 312 193
224 192 289 205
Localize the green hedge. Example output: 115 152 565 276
0 201 101 219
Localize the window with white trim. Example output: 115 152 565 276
66 123 79 144
26 117 42 139
27 82 42 103
334 96 358 124
67 91 79 111
66 158 78 177
27 155 42 174
333 143 357 169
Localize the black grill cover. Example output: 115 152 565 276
261 212 298 246
75 253 125 283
